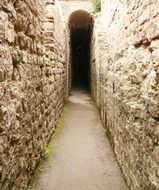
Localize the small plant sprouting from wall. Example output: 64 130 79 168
42 145 50 158
41 101 69 159
102 127 111 136
92 0 101 13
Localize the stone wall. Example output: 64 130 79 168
91 13 107 108
0 0 66 189
91 0 159 189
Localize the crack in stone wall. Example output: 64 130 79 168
91 1 159 189
0 0 66 189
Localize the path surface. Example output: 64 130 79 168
30 89 128 190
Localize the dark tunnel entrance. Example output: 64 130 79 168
69 10 93 90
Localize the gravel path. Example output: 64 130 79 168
30 89 128 190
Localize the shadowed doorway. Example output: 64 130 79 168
69 10 93 90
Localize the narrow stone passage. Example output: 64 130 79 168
30 89 128 190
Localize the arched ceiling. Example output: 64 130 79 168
68 10 92 30
59 0 91 22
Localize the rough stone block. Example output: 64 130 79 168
0 11 8 40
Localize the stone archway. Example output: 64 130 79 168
68 10 93 90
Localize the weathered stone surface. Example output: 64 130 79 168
0 0 66 189
91 0 159 189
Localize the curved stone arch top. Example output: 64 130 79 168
68 10 93 31
59 0 92 22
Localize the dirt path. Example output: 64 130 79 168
30 89 128 190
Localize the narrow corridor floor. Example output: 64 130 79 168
30 89 128 190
